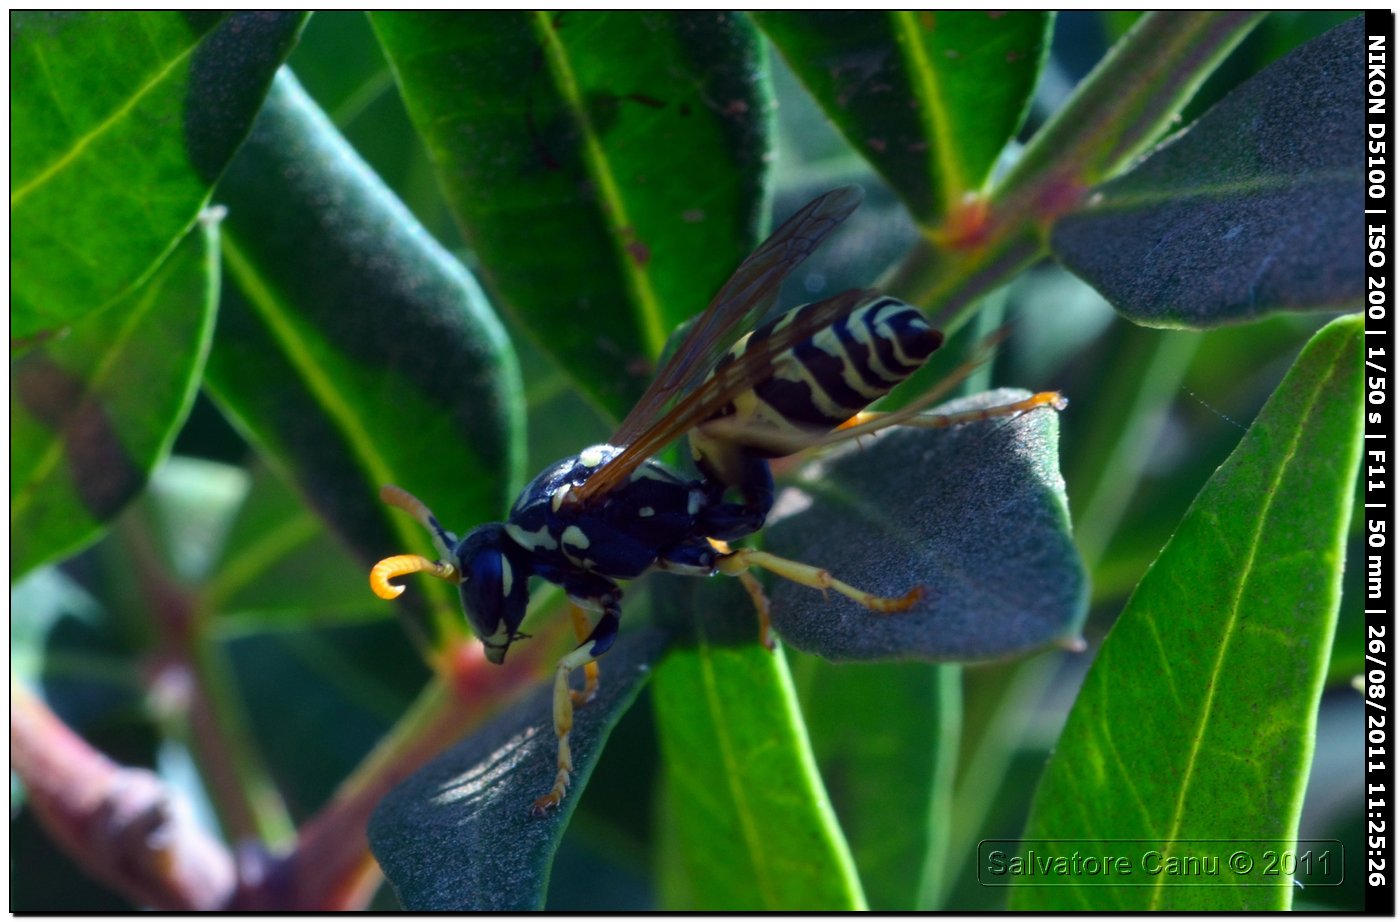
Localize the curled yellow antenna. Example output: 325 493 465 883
370 554 457 600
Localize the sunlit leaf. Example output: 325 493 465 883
371 11 770 418
653 579 866 911
11 11 305 340
1012 315 1362 910
12 216 219 579
756 11 1050 225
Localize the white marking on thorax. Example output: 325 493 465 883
579 445 608 468
505 522 557 552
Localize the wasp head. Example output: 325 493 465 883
455 524 532 664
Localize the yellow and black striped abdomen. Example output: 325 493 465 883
693 295 942 475
750 295 941 430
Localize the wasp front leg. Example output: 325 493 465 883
531 579 621 816
566 603 600 706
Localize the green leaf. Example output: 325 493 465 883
652 578 865 911
1051 17 1363 327
205 71 524 643
367 628 669 910
371 11 770 419
793 656 961 909
764 389 1087 661
11 12 305 341
11 214 219 580
1011 314 1363 910
755 11 1050 225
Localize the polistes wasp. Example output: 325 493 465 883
369 185 1064 814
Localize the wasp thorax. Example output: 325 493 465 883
455 523 531 664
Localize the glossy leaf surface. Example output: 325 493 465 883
756 11 1050 225
12 217 219 580
367 629 669 910
371 11 770 419
653 579 865 910
764 389 1087 661
205 72 523 642
1012 315 1362 910
794 657 959 909
1051 17 1363 327
11 11 304 340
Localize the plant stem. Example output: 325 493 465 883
11 679 237 910
118 515 292 848
884 12 1266 335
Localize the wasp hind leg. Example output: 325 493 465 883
835 390 1067 440
531 580 621 816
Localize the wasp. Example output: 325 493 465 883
369 186 1064 814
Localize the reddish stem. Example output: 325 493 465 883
12 682 237 910
283 636 552 909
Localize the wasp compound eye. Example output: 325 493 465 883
456 525 529 664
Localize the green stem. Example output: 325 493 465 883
914 664 963 909
998 11 1265 200
884 12 1265 336
1071 329 1202 569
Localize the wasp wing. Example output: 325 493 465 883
573 288 878 503
607 185 866 450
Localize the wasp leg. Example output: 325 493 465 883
703 538 774 648
567 603 599 706
531 584 621 816
369 554 457 600
835 391 1067 439
715 546 923 613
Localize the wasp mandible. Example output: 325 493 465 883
369 186 1064 814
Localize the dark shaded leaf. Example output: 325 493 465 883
12 216 219 580
368 629 669 910
764 389 1086 661
652 579 866 910
206 71 524 643
1012 315 1362 910
1051 17 1363 327
371 11 770 418
11 12 305 340
756 11 1050 225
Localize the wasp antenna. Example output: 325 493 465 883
380 485 457 559
370 554 457 600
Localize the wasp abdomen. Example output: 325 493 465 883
725 295 942 439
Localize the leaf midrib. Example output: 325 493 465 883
12 19 214 204
529 11 669 360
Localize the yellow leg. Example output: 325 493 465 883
531 643 598 816
567 604 600 705
716 546 924 613
737 571 775 649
